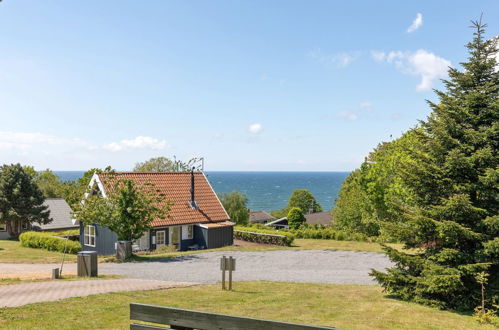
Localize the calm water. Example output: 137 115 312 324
54 171 349 211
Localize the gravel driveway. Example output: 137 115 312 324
100 250 393 285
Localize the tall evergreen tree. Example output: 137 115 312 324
371 20 499 310
0 164 51 238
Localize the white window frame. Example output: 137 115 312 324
0 223 5 232
84 225 96 247
187 225 193 239
156 230 166 246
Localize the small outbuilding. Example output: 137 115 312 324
249 210 275 224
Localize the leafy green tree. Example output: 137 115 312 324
332 169 377 235
287 189 323 214
75 179 170 242
287 207 306 229
133 156 203 172
332 131 419 237
0 164 51 238
33 169 64 198
219 191 249 225
371 21 499 310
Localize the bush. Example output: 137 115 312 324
288 226 379 242
19 231 81 254
234 226 294 246
287 207 306 230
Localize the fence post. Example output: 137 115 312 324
228 256 233 290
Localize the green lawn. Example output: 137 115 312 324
0 240 77 264
0 282 492 329
0 238 409 264
129 239 407 262
0 275 121 286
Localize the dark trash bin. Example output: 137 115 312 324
77 251 98 277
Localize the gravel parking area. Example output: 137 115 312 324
100 250 393 285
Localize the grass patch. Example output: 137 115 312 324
0 240 77 264
0 282 492 329
129 239 410 262
0 275 121 286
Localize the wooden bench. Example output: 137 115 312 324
130 303 338 330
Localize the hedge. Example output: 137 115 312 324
288 226 377 242
19 231 81 254
234 226 295 246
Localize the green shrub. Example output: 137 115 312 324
19 231 81 254
287 226 379 242
234 226 294 246
53 229 80 236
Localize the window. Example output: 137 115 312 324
187 225 193 239
84 225 96 247
0 223 5 232
156 230 165 246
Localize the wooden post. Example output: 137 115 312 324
228 256 233 290
52 268 59 279
221 256 226 290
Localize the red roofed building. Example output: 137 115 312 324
79 171 234 255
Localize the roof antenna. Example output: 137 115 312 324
189 167 198 210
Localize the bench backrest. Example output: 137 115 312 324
130 303 338 330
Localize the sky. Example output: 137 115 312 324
0 1 498 171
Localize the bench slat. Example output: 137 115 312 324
130 323 170 330
130 303 337 330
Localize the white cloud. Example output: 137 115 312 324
338 110 359 121
374 49 451 91
103 136 168 152
248 123 263 134
0 131 92 151
371 51 386 62
359 101 373 110
308 49 359 68
407 13 423 33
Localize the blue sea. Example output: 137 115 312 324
54 171 349 211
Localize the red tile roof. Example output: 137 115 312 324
97 172 230 227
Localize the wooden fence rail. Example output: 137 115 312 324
130 303 338 330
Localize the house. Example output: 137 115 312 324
0 198 77 240
305 211 333 226
249 210 275 224
31 198 79 232
78 171 234 255
264 211 332 230
265 217 289 229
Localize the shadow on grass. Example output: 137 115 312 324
382 294 474 317
109 253 203 264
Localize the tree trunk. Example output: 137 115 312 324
6 220 21 239
116 241 132 260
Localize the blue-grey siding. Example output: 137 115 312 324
79 222 233 255
206 225 234 249
80 222 117 256
149 227 169 250
194 226 208 249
